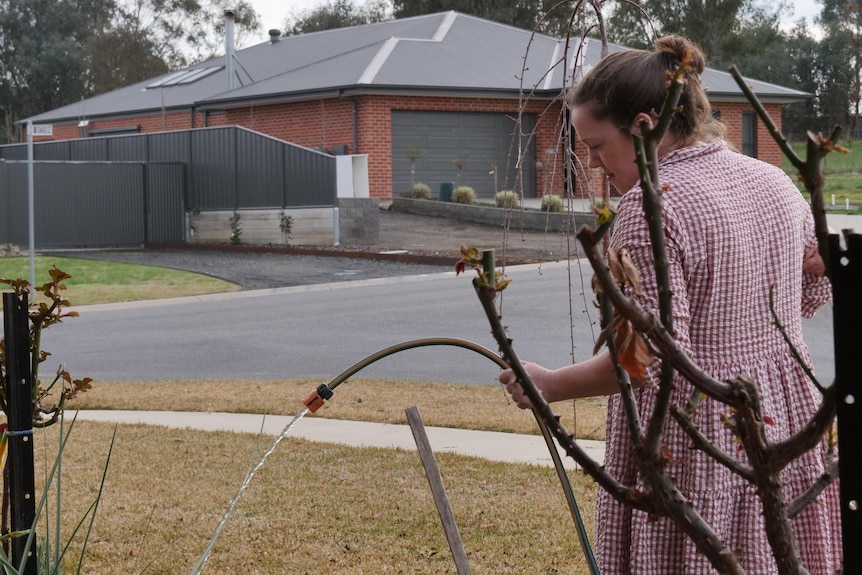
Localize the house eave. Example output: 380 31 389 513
707 93 812 105
19 106 198 127
194 85 563 112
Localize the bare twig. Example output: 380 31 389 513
788 456 839 519
670 405 755 482
472 280 652 513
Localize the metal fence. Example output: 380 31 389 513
0 126 337 248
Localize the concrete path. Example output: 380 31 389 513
73 409 605 469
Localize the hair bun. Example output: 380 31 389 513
655 35 706 75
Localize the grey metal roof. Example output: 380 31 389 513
25 11 809 124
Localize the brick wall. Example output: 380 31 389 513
32 110 208 143
30 98 785 202
573 101 786 199
221 94 563 201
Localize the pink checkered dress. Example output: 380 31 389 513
596 140 842 574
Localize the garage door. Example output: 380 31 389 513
391 110 536 200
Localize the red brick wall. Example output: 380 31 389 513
31 111 206 142
573 101 786 199
713 101 784 167
29 98 785 202
217 94 564 200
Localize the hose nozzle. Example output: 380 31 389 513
302 383 334 413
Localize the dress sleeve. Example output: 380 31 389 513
611 197 693 385
801 213 832 318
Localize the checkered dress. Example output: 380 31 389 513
596 140 841 574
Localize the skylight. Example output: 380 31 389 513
146 67 221 89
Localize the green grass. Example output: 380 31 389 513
0 255 239 305
782 139 862 212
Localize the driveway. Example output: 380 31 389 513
44 209 572 290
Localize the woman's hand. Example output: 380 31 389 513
803 244 826 276
498 361 554 410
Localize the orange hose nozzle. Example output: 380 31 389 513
302 383 334 413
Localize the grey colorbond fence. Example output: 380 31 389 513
0 162 184 248
0 126 336 248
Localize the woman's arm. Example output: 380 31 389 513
499 351 620 410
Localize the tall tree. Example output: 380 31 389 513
0 0 261 144
392 0 572 36
117 0 261 68
0 0 116 142
606 0 790 69
81 24 170 96
820 0 862 137
285 0 389 35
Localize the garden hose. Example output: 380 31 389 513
302 337 600 575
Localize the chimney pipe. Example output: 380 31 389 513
224 9 236 91
269 29 281 43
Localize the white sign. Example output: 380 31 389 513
31 124 53 136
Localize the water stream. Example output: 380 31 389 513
188 407 310 575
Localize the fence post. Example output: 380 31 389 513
829 232 861 573
2 292 38 574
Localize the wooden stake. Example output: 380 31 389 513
405 406 472 575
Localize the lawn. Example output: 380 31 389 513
36 419 598 575
0 255 238 305
0 259 604 574
782 139 862 211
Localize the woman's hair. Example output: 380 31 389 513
568 35 725 142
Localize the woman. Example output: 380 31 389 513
499 36 841 574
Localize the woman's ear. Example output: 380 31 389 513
630 112 654 135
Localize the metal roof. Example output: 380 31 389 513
24 11 809 124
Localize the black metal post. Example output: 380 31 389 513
2 292 37 575
829 232 861 573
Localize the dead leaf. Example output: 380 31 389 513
607 247 643 295
613 317 654 381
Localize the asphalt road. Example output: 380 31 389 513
38 260 835 388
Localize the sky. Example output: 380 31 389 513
244 0 824 45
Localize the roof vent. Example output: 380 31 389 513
269 29 281 43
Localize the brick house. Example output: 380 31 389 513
24 11 808 202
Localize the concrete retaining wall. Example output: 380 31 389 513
190 208 334 246
188 198 381 246
390 197 595 232
338 198 379 245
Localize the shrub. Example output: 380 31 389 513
279 212 294 244
541 194 563 213
495 190 519 209
410 182 431 199
229 213 242 245
452 186 477 204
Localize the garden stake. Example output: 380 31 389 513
406 406 472 575
2 292 38 575
302 336 600 575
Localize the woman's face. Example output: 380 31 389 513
571 106 640 193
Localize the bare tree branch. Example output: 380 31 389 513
670 405 755 482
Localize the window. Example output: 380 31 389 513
146 67 221 89
742 111 756 157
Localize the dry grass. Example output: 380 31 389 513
43 378 606 573
10 256 606 573
35 419 598 574
65 378 608 441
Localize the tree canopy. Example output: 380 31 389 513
0 0 260 143
1 0 856 144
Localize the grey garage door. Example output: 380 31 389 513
391 110 536 200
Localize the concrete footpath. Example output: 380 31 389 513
73 410 605 469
